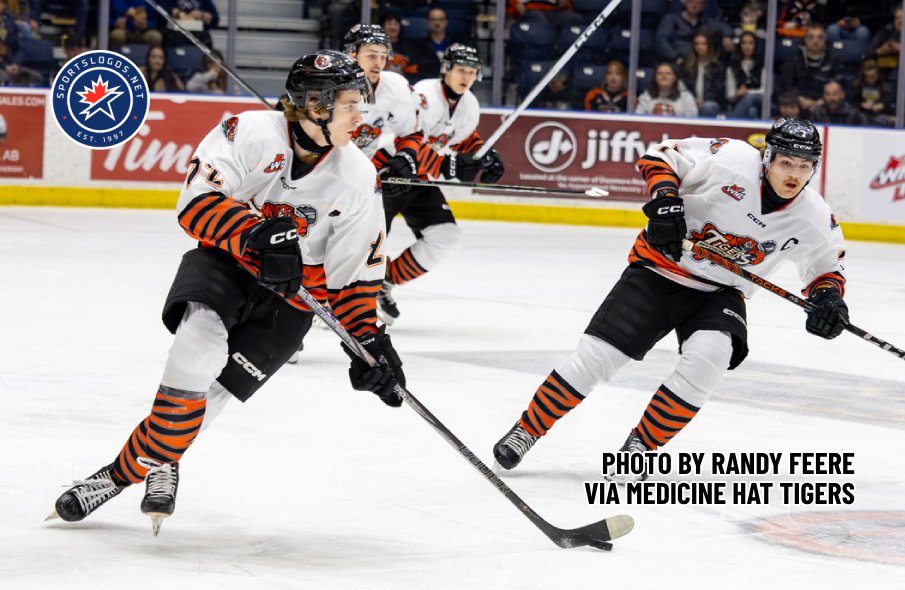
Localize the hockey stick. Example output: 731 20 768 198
143 0 274 107
292 285 634 550
382 177 610 198
682 239 905 360
474 0 624 159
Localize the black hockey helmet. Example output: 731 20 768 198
763 118 822 165
441 44 483 81
285 49 374 110
343 23 391 55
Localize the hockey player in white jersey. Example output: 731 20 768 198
49 50 406 534
493 119 849 480
376 44 507 324
287 23 422 359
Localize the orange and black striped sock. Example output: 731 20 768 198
112 388 206 484
387 248 428 285
520 370 586 437
633 384 700 450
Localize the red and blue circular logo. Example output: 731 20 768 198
51 50 149 150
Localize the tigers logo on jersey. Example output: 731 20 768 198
351 120 383 148
260 202 318 236
691 223 776 266
721 184 746 200
709 138 730 154
221 116 239 142
426 133 449 150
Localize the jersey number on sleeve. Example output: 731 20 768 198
367 231 385 267
186 156 224 189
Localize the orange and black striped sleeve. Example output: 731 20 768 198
371 148 391 170
177 191 258 256
394 130 424 155
451 131 484 155
636 154 680 196
803 272 846 298
417 143 445 178
328 279 383 339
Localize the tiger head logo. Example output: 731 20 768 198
690 223 775 266
260 202 317 237
426 133 448 150
709 138 730 154
351 121 383 148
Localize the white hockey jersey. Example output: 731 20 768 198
351 70 420 158
413 78 480 155
176 109 386 338
631 137 846 299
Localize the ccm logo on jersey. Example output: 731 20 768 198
231 352 267 381
721 184 746 200
264 153 286 173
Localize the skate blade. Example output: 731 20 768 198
146 512 170 536
45 510 60 521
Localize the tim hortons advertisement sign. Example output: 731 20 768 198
476 110 770 202
91 95 265 182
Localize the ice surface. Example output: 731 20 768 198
1 207 903 589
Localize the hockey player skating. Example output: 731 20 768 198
493 119 849 482
48 50 406 534
289 23 423 358
377 44 506 325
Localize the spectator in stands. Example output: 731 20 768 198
739 2 765 34
381 8 421 81
776 0 826 39
636 62 698 117
781 23 838 114
507 1 583 28
850 59 895 126
162 1 218 48
531 70 580 110
4 0 39 39
61 30 87 60
186 48 226 93
110 0 163 48
682 31 726 117
726 31 765 119
412 7 465 79
584 60 628 113
30 0 89 37
140 45 185 92
0 6 40 85
825 6 870 43
777 90 803 118
870 4 901 76
655 0 734 66
810 79 869 125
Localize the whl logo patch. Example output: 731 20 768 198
721 184 746 200
51 50 149 150
263 153 286 173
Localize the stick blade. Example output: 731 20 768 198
552 514 634 550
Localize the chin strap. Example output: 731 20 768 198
441 79 463 102
293 119 333 151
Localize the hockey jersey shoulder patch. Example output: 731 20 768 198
221 116 239 142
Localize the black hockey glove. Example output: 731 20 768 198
642 189 686 263
479 148 505 183
441 152 480 182
380 149 419 198
342 325 405 407
805 286 849 340
244 216 303 298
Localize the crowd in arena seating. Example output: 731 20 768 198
1 1 902 128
